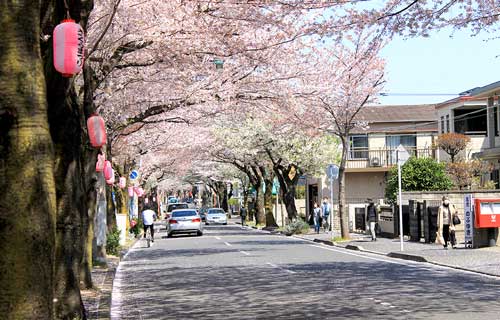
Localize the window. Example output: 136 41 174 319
172 210 197 217
446 114 450 133
349 135 368 159
454 107 487 135
441 116 445 134
386 134 417 150
495 106 499 136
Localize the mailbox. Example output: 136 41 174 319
475 199 500 228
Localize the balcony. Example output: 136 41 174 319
346 147 438 171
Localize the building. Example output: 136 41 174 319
436 80 500 188
306 104 439 232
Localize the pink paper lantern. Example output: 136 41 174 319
105 169 115 185
53 19 85 77
103 161 113 180
87 114 107 148
134 187 144 197
95 153 105 172
128 187 134 197
119 177 126 189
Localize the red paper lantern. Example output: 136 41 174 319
87 114 107 148
96 154 105 172
53 19 85 77
119 177 126 189
105 169 115 185
104 161 113 180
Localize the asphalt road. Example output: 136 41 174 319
111 221 500 320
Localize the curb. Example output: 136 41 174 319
387 252 428 263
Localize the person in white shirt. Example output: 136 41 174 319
142 205 157 242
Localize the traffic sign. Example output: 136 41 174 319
394 145 410 165
326 164 339 180
129 170 139 180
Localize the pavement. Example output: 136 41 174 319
296 230 500 277
107 220 500 319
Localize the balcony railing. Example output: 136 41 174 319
347 147 437 170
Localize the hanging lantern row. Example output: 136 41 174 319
87 114 107 148
53 19 85 77
103 161 113 180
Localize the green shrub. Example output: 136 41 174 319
129 217 142 237
385 157 453 204
106 227 121 256
284 218 310 235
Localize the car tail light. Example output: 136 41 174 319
169 219 178 224
192 218 201 223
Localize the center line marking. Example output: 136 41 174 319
215 236 221 240
240 251 250 256
224 242 232 246
266 262 297 274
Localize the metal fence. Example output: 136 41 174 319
347 147 437 169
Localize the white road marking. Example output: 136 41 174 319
224 242 232 247
309 245 408 265
239 250 250 256
215 236 221 240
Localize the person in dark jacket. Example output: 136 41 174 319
240 206 247 226
367 199 377 241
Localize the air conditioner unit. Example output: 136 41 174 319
369 157 381 167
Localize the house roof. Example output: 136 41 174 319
352 104 438 134
356 104 437 123
460 80 500 98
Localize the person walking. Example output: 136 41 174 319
240 206 247 226
322 198 331 232
367 199 377 241
142 205 157 242
437 196 458 249
313 202 322 234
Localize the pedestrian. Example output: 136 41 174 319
437 196 458 249
141 204 157 242
240 206 247 226
322 198 331 232
367 199 377 241
313 202 322 234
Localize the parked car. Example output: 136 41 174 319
198 208 208 222
165 203 189 219
166 209 203 237
205 208 228 225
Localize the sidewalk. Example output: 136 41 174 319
296 231 500 277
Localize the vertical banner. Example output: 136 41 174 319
464 194 474 248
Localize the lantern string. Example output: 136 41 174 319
63 0 71 19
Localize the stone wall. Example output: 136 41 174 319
401 190 500 247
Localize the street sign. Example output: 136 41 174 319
394 145 410 165
464 194 474 248
129 170 139 180
326 164 339 180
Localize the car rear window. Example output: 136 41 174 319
167 203 188 212
208 209 225 214
172 210 197 217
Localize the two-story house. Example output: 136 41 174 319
436 80 500 188
305 104 438 231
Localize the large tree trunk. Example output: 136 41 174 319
254 183 265 224
0 2 57 318
273 164 299 221
338 138 350 239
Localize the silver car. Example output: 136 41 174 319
205 208 228 225
166 209 203 237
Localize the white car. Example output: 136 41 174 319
166 209 203 237
205 208 228 225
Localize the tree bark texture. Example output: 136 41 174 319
0 1 57 318
273 164 299 221
262 168 278 228
338 137 350 239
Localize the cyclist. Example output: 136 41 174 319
142 204 157 242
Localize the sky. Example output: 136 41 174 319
377 28 500 106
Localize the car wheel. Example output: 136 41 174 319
205 222 209 225
197 231 203 236
223 223 227 225
167 233 173 238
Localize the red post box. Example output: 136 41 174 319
474 199 500 228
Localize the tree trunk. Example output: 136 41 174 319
254 183 265 224
0 3 57 318
338 138 350 239
273 164 299 221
